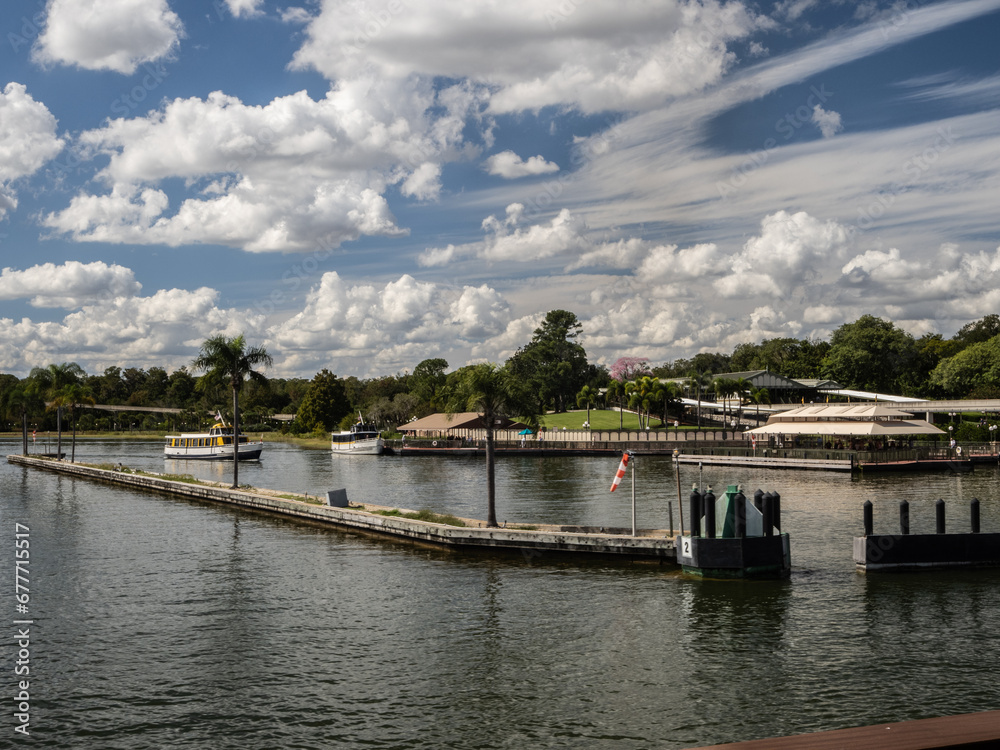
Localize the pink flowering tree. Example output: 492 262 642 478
609 356 651 382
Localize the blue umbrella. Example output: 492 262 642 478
518 428 534 435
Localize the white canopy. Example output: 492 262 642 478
744 404 945 437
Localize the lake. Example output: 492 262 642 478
2 437 999 748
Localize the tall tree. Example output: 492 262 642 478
748 386 772 423
822 315 918 394
609 357 651 382
30 362 85 459
576 384 598 425
929 335 1000 398
410 358 449 412
507 310 589 413
606 378 626 429
450 363 530 528
192 335 273 488
685 370 713 430
712 377 740 432
953 314 1000 350
296 369 350 434
2 380 44 456
51 382 95 463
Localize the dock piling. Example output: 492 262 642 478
936 499 946 534
734 490 746 538
900 499 909 535
762 493 774 538
863 500 873 536
689 487 701 538
972 497 980 534
704 487 716 538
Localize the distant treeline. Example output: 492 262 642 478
3 312 1000 435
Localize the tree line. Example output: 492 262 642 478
4 312 1000 440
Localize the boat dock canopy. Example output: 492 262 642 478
399 412 526 437
743 404 945 436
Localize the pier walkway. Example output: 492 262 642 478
6 454 676 564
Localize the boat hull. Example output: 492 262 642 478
164 443 263 460
331 437 384 455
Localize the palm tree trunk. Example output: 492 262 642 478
21 409 28 456
57 405 63 460
71 410 77 463
485 422 497 527
231 384 240 488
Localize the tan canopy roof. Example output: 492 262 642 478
744 404 945 437
399 412 525 433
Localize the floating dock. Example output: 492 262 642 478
854 497 1000 572
676 453 851 471
6 455 676 564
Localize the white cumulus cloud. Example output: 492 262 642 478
0 83 64 218
33 0 184 74
290 0 764 114
0 261 141 308
484 151 559 179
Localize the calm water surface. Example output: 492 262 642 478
2 438 999 748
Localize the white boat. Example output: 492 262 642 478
164 422 264 460
331 423 384 455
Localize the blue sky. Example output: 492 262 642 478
2 0 999 378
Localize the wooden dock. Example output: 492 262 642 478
685 709 1000 749
676 453 853 471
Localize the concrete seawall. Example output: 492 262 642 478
7 455 676 564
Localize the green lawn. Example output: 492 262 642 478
536 409 667 431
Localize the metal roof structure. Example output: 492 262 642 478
743 404 945 437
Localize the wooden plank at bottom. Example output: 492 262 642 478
684 710 1000 750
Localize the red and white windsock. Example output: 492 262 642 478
609 452 630 492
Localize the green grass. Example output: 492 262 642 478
372 508 466 527
536 409 665 431
151 472 205 485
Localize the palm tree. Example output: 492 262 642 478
29 362 86 459
749 386 772 424
192 335 273 488
2 382 43 456
713 377 739 433
452 363 527 528
606 379 626 430
686 370 712 430
576 384 598 426
625 376 661 429
660 380 683 425
51 382 96 463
